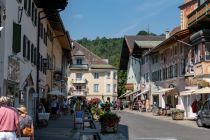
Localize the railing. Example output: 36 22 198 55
71 78 87 84
188 1 210 27
71 90 87 96
69 64 89 70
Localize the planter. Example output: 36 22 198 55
100 122 118 133
172 112 184 120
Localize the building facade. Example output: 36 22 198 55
68 41 118 102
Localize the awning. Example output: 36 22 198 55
125 90 140 97
180 90 195 96
192 87 210 94
134 90 149 99
119 91 131 98
152 88 176 96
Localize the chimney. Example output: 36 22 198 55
165 29 170 39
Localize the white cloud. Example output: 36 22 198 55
112 23 138 38
73 14 84 20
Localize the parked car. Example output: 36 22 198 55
196 98 210 127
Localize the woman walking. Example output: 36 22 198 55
17 105 34 140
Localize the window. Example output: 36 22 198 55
94 73 99 79
34 8 37 26
31 2 34 22
205 43 210 60
24 0 27 11
40 23 43 39
146 73 149 82
93 84 99 92
106 84 111 92
106 72 110 79
76 86 82 90
76 73 82 81
31 44 34 63
27 40 30 60
27 0 31 16
174 64 178 77
33 47 37 65
76 58 82 65
12 22 21 53
113 72 117 80
113 84 117 92
23 35 27 58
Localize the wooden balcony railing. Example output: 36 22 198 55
188 1 210 28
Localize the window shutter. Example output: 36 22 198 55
27 40 30 60
31 3 34 22
34 47 37 65
24 0 27 11
34 8 37 26
31 44 34 63
28 0 31 16
12 22 21 53
23 35 27 57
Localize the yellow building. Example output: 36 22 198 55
68 41 118 102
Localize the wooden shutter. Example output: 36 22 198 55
23 35 27 57
31 44 34 63
12 22 21 53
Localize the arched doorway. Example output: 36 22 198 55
27 87 36 119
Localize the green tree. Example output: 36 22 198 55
117 70 127 97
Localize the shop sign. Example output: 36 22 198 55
8 57 20 83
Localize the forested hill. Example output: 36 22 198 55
77 37 123 68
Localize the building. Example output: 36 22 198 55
119 35 165 103
0 0 70 119
68 41 118 102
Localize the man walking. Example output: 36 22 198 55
0 96 21 140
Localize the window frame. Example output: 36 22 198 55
93 84 99 92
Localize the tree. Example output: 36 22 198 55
117 70 127 97
137 30 157 36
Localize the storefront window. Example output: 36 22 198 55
205 43 210 60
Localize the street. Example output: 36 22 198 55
117 111 210 140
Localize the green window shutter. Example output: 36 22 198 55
24 0 27 11
34 47 37 65
31 44 34 63
23 35 27 57
12 22 21 53
27 40 30 60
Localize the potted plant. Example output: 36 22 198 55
171 109 184 120
99 112 120 133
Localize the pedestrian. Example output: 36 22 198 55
63 98 68 115
0 96 21 140
17 105 34 140
138 100 142 112
50 96 58 119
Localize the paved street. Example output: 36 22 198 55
35 114 74 140
117 110 210 140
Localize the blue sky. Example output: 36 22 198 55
61 0 183 40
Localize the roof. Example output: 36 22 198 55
124 35 165 53
169 26 181 36
150 29 191 53
71 41 116 69
179 0 197 9
135 41 163 49
119 35 165 70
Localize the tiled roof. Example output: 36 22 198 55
125 35 165 53
72 41 116 69
170 26 181 36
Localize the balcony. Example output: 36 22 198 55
71 78 87 84
71 90 87 96
69 64 89 70
194 61 210 78
188 1 210 29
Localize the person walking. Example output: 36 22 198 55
17 105 34 140
0 96 21 140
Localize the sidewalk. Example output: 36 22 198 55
35 114 75 140
123 108 199 129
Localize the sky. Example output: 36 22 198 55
60 0 183 40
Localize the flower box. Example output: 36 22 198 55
171 109 184 120
99 113 120 133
